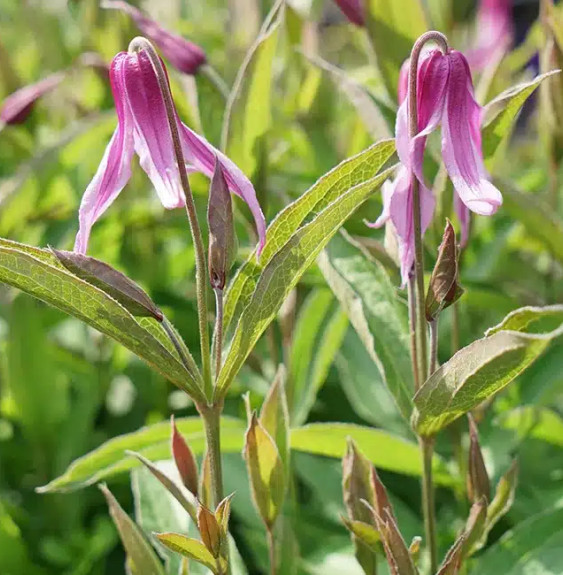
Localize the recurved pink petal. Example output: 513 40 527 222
0 72 65 125
122 49 186 210
103 0 206 75
74 54 134 254
366 179 394 229
398 59 409 104
441 51 502 216
454 192 471 247
179 123 266 254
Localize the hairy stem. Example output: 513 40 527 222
266 526 277 575
420 436 438 573
200 403 224 508
130 37 213 399
407 274 421 390
429 318 439 375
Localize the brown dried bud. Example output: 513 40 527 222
171 415 199 497
436 533 465 575
342 439 376 525
207 158 235 290
373 509 417 575
197 502 221 557
467 415 490 503
425 220 464 322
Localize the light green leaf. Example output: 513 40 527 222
497 406 563 447
39 417 247 492
217 160 396 397
156 534 219 573
100 484 166 575
482 71 560 161
413 306 563 436
290 423 454 486
0 238 204 401
224 139 396 331
318 232 413 419
365 0 428 98
474 508 563 575
221 0 283 177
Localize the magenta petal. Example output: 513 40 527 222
333 0 365 27
103 0 206 75
123 50 185 210
74 54 134 254
366 178 394 229
397 59 409 105
0 72 64 125
179 123 266 254
454 192 471 247
442 51 502 216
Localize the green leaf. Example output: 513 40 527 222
217 160 396 397
290 423 454 486
100 484 166 575
413 306 563 436
221 0 283 178
500 181 563 265
39 417 247 492
365 0 428 98
474 508 563 575
497 406 563 447
155 533 219 573
482 71 560 162
318 232 413 419
224 139 396 331
0 238 204 401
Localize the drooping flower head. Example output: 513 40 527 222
333 0 365 27
75 46 265 255
466 0 513 71
369 47 502 284
0 72 65 126
102 0 207 75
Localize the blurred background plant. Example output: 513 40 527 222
0 0 562 574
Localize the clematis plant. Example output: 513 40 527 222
370 46 503 283
74 44 265 255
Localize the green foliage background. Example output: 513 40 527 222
0 0 562 574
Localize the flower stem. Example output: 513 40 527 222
200 64 230 100
266 526 277 575
420 436 438 573
130 37 213 399
407 274 421 390
199 402 224 508
429 318 439 375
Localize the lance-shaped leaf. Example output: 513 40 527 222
197 503 221 558
126 451 197 524
425 220 463 322
370 466 396 522
156 533 222 573
462 497 487 558
436 534 465 575
0 239 204 401
412 306 563 436
215 493 235 535
199 452 213 509
99 484 166 575
259 365 290 472
243 412 286 528
171 416 199 497
50 248 163 321
342 518 381 551
466 415 490 504
207 159 235 290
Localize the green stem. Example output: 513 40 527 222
266 526 277 575
420 436 438 573
200 403 224 508
407 274 421 391
200 63 230 100
130 37 213 399
429 318 439 376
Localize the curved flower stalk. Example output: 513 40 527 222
333 0 365 27
74 49 265 255
466 0 513 71
0 72 65 126
369 47 503 284
102 0 207 75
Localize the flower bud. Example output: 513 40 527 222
197 502 221 558
467 414 490 503
342 439 375 525
171 415 199 496
426 220 464 322
207 158 235 290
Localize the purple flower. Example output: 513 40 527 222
0 72 64 125
370 49 502 284
466 0 513 71
333 0 365 27
74 49 265 255
102 0 206 75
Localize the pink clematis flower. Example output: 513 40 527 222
74 49 265 255
0 72 65 125
466 0 513 71
102 0 206 75
369 48 502 284
333 0 365 27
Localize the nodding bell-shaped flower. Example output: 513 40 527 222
74 47 265 255
369 48 502 285
0 72 65 126
334 0 365 27
466 0 513 71
102 0 207 75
